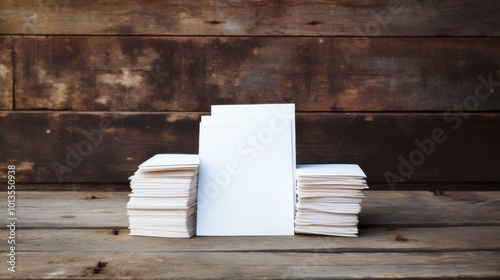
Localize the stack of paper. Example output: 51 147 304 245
127 154 199 238
197 104 296 236
295 164 369 237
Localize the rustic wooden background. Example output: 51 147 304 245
0 0 499 191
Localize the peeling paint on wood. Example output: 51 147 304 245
13 36 500 111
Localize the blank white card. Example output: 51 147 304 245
197 104 295 236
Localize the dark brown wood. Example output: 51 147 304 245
1 112 500 184
1 0 499 36
0 112 201 183
368 182 500 192
297 112 500 185
15 182 500 192
12 36 500 111
0 36 12 110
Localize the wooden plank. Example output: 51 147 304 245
12 36 500 111
15 183 132 192
1 191 498 278
0 37 13 110
296 113 500 184
14 182 500 192
1 226 498 253
1 112 500 183
360 191 500 227
0 251 498 279
1 0 499 36
367 182 500 192
0 112 201 183
0 191 498 228
7 191 129 229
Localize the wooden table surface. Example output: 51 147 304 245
0 191 499 279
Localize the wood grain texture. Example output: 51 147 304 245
0 191 498 228
2 226 499 252
14 182 500 192
1 0 499 36
0 37 13 110
359 191 500 227
0 112 201 183
0 251 498 279
0 191 498 279
15 183 132 192
1 112 500 184
297 113 500 184
13 36 500 111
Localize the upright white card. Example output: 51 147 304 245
211 104 296 172
211 103 297 211
197 104 296 236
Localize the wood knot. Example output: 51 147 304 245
93 261 107 274
205 20 225 25
306 21 322 26
395 234 409 242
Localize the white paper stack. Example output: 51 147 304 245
295 164 369 237
197 104 296 236
127 154 199 238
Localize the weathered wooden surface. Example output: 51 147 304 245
1 112 500 184
0 251 499 279
2 226 499 252
2 1 500 192
12 36 500 111
368 182 500 192
1 0 499 36
0 191 498 229
14 182 500 192
0 37 13 110
15 183 132 192
0 112 200 183
0 191 498 279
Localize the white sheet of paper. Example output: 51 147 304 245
197 107 295 236
138 154 199 171
211 104 297 214
211 104 296 171
296 164 366 178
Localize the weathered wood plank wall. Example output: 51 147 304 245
0 0 499 190
1 0 499 36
